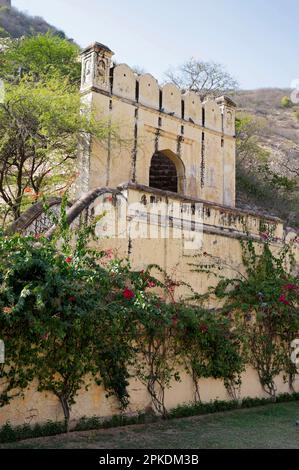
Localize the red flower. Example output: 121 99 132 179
283 284 298 291
172 315 179 327
123 288 135 300
68 296 76 303
278 294 290 305
104 249 113 259
65 257 72 263
147 281 156 288
34 233 42 240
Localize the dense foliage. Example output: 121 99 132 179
193 233 299 399
0 34 112 225
0 204 244 427
0 33 80 84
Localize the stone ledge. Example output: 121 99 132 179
118 182 283 224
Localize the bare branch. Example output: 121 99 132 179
165 58 238 99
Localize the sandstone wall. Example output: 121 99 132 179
1 187 298 428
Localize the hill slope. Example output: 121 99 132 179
233 88 299 226
0 5 66 38
235 88 299 171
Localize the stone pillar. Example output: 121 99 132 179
216 96 237 207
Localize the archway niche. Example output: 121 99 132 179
149 150 185 194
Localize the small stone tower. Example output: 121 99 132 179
0 0 11 7
80 42 114 93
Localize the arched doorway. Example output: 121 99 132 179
149 150 185 194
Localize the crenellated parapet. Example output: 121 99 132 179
80 43 236 136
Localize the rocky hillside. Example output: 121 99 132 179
233 88 299 226
235 88 299 171
0 5 66 38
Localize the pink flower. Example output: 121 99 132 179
34 234 42 240
123 288 135 300
147 281 156 288
279 294 290 305
283 284 298 291
104 249 113 259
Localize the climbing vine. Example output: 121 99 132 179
1 205 298 429
192 233 299 400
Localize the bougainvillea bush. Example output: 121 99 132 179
211 237 299 399
0 203 245 427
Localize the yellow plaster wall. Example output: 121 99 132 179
2 188 297 428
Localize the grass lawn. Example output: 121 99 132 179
1 402 299 449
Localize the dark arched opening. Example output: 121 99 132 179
149 152 178 193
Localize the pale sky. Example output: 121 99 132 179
12 0 299 90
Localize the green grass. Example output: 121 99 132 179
1 402 299 449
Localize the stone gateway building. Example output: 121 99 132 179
1 42 299 428
79 43 236 207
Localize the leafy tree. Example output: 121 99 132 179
0 34 111 225
0 33 80 85
0 79 111 223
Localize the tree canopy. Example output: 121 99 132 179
0 34 109 225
